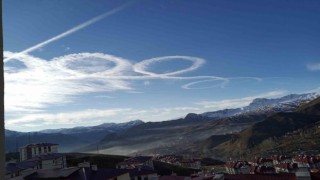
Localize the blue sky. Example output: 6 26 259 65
3 0 320 131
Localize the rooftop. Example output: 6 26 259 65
225 173 297 180
26 167 79 179
88 168 129 180
27 153 64 161
20 143 59 149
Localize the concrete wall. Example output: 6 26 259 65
41 156 66 169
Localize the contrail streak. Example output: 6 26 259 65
4 1 136 62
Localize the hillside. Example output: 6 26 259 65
6 93 319 155
212 97 320 159
5 120 144 152
79 93 319 156
83 107 285 155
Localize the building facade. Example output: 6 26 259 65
19 143 59 161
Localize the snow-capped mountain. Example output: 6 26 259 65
201 92 320 119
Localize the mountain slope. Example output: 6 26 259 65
85 93 319 156
213 97 320 159
83 104 298 155
6 93 319 155
5 120 144 152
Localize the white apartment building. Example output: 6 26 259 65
19 143 59 161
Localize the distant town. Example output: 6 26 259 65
5 142 320 180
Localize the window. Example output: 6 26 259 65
38 147 41 153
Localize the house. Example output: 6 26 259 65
270 155 292 165
248 157 273 167
23 167 82 180
27 153 67 169
154 155 183 164
249 165 275 174
159 175 191 180
224 173 298 180
293 155 320 169
19 143 59 161
128 167 158 180
17 166 131 180
5 161 39 179
225 161 250 174
6 153 66 179
274 163 298 173
89 168 131 180
117 156 154 170
190 172 224 180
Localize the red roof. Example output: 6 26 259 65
256 166 275 174
225 173 297 180
225 161 249 169
274 163 298 170
293 155 320 164
269 155 292 162
249 157 273 164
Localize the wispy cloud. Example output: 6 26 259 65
182 79 229 89
307 63 320 71
95 95 114 99
196 90 287 110
6 108 132 130
4 52 133 113
5 89 288 131
4 1 136 62
4 51 262 114
6 106 203 131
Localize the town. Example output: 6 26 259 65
5 143 320 180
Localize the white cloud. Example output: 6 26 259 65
133 56 205 76
4 1 136 62
182 79 229 89
6 106 203 131
6 108 132 130
307 63 320 71
4 52 133 113
4 50 264 117
197 90 287 110
95 95 114 98
6 90 291 131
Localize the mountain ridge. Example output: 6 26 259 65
211 97 320 159
5 92 319 155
